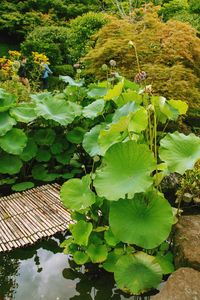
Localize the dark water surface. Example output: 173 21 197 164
0 233 155 300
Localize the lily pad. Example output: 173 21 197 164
0 112 16 136
0 128 27 155
60 175 96 211
114 252 162 295
109 190 173 249
94 141 155 201
159 131 200 175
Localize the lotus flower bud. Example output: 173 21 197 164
128 40 134 48
101 64 108 71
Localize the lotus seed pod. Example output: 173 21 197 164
109 59 117 67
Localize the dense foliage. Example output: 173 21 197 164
83 6 200 109
56 75 200 295
0 0 102 40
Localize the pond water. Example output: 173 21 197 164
0 233 156 300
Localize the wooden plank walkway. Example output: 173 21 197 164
0 183 72 252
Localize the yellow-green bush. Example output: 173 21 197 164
83 6 200 108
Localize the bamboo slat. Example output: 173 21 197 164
0 184 72 252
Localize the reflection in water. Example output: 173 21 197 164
0 253 19 299
0 233 154 300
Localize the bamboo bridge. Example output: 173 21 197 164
0 184 72 252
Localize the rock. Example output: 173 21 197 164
174 215 200 270
151 268 200 300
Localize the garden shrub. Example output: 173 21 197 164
83 6 200 109
52 64 74 76
0 80 30 102
21 26 70 65
66 12 109 63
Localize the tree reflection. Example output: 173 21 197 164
0 252 19 299
62 260 152 300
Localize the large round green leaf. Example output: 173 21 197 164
114 252 162 295
32 165 58 182
0 112 16 136
0 154 22 174
71 220 93 246
83 124 105 157
66 127 86 144
94 141 155 201
36 148 51 162
86 244 108 263
0 89 16 112
109 191 173 249
10 103 37 123
20 138 38 161
82 99 105 119
159 132 200 175
33 129 56 146
60 175 96 211
11 181 34 192
0 128 27 155
35 97 81 125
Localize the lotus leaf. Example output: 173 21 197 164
60 175 96 211
155 252 174 275
168 100 188 115
103 251 122 272
11 182 34 192
59 75 84 87
73 251 89 265
151 96 179 123
0 154 22 174
0 112 16 136
0 128 27 155
20 138 38 161
0 89 16 112
10 103 37 123
104 80 124 101
98 121 125 155
32 165 58 181
109 191 173 248
114 252 162 295
35 98 81 125
112 102 138 123
82 99 105 120
104 229 120 247
83 124 105 157
87 244 108 263
116 91 143 107
55 152 71 164
159 132 200 174
33 129 56 146
87 87 108 98
128 107 148 133
94 141 155 200
66 127 86 144
36 148 51 162
71 220 92 246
